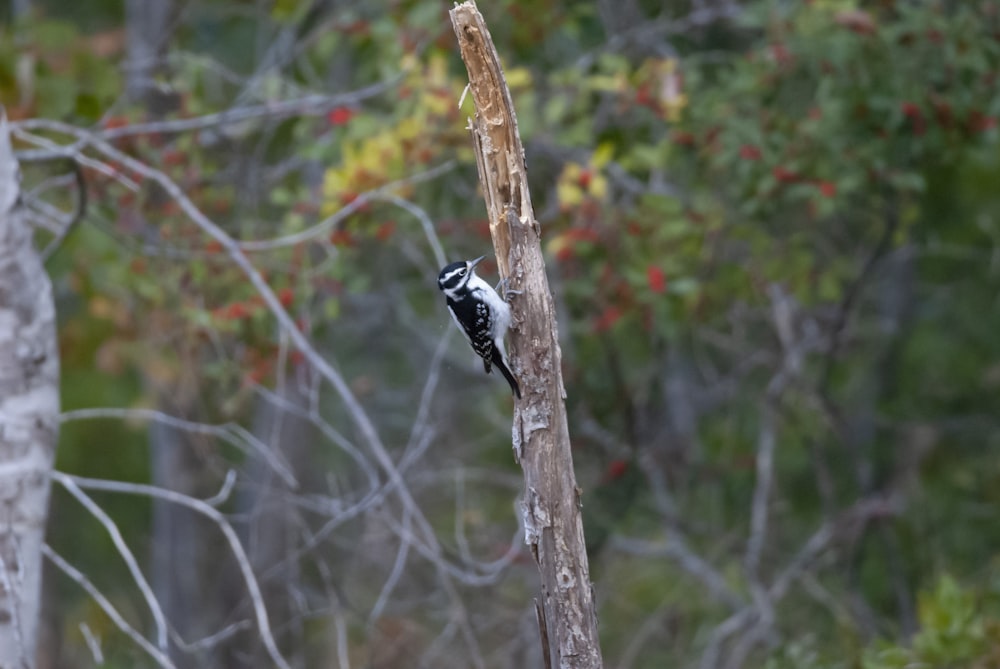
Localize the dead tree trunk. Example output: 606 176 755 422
0 115 60 668
449 5 604 668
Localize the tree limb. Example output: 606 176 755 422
449 4 603 667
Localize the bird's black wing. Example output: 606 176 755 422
447 296 495 372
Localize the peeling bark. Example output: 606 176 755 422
449 5 603 668
0 115 59 668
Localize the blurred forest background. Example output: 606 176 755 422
3 0 1000 667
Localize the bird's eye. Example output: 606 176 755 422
459 268 467 276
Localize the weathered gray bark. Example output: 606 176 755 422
0 115 60 668
449 5 604 668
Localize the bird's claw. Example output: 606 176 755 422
496 277 522 302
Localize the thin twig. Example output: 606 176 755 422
53 472 170 652
42 545 177 669
60 407 296 488
62 473 293 669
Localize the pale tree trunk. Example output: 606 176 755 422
449 5 604 668
0 116 60 668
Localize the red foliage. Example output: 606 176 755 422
340 192 371 213
901 102 926 135
277 287 295 307
594 306 624 333
635 83 657 110
647 265 666 294
968 111 998 133
566 228 601 244
161 149 184 167
102 115 129 130
671 130 696 147
555 245 575 263
817 181 837 198
219 302 250 320
327 107 355 126
604 459 629 482
772 166 800 183
205 240 223 254
768 43 793 66
329 229 355 247
739 144 762 161
375 220 396 241
577 169 593 189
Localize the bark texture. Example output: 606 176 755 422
0 115 59 668
449 5 604 668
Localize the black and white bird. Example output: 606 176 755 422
438 255 521 398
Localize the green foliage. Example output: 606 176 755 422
765 575 1000 669
7 0 1000 666
0 17 120 120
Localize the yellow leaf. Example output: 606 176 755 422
397 117 421 141
589 174 608 201
547 232 572 257
400 52 419 73
591 143 615 168
557 180 584 210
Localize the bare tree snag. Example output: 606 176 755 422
449 5 604 668
0 114 59 668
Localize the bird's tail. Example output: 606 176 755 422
490 348 521 399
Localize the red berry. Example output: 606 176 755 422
647 266 666 294
594 306 623 333
739 144 762 161
327 107 354 126
605 460 629 481
375 220 396 241
772 166 799 183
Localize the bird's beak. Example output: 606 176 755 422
468 255 486 270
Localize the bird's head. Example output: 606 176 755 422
437 255 485 296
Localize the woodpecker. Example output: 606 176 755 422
437 255 521 398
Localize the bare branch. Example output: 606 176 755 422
42 545 177 669
52 472 170 653
60 407 297 488
61 473 293 669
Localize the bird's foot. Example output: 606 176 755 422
496 277 523 302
